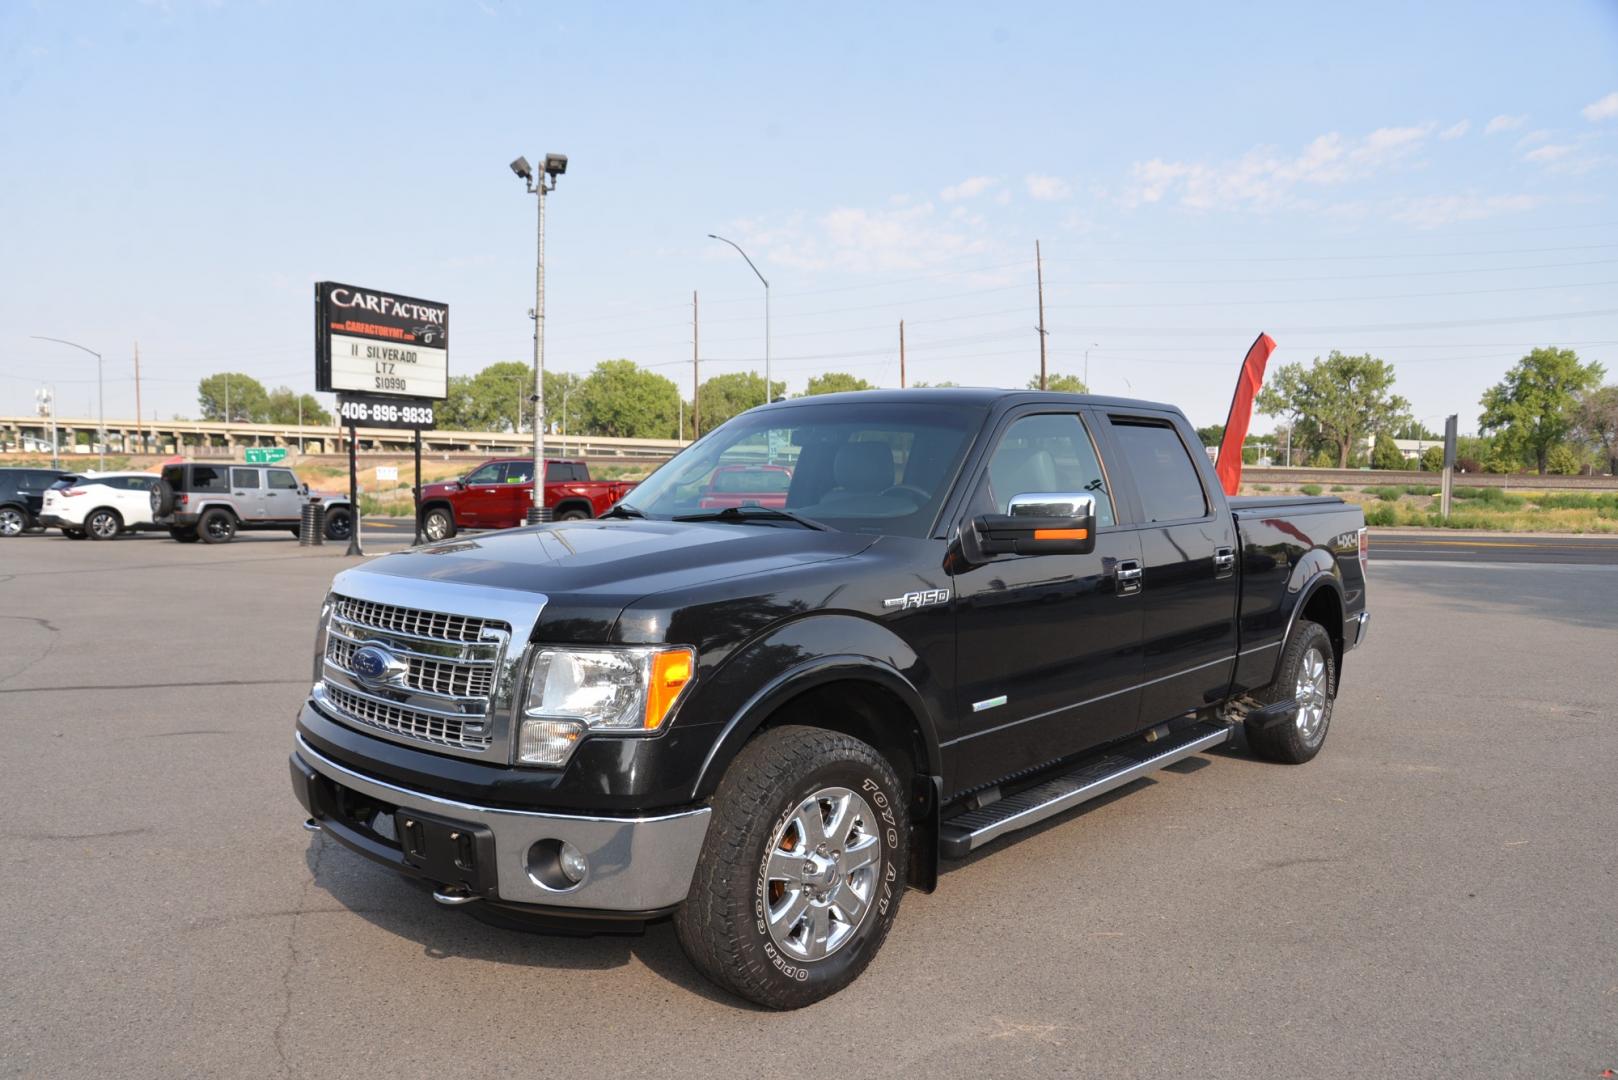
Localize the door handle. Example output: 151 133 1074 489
1214 546 1235 577
1116 560 1143 596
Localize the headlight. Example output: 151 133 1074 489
517 645 695 766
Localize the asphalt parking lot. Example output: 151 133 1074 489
2 532 1615 1079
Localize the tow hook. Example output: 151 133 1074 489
432 885 480 907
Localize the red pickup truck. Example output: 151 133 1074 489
416 458 635 541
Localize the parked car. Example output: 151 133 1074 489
696 463 793 509
290 388 1370 1008
416 457 637 540
150 462 353 544
38 471 164 540
0 467 77 536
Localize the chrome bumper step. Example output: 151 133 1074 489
939 721 1232 858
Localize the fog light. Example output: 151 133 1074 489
558 842 588 884
517 718 586 766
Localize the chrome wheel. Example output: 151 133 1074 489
0 508 23 536
762 786 883 963
423 510 450 541
88 511 119 539
1294 646 1330 741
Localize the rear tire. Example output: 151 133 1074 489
0 506 27 537
1245 619 1336 765
556 507 590 522
197 508 237 544
86 508 122 541
323 506 353 542
421 506 456 541
675 725 908 1009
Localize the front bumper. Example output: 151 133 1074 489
290 732 710 914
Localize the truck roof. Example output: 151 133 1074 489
752 386 1184 415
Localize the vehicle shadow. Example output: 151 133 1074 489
303 839 766 1011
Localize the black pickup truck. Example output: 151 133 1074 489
289 389 1368 1008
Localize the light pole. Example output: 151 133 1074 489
560 382 574 451
512 152 568 523
708 234 771 405
35 387 59 468
1084 343 1099 394
32 336 104 470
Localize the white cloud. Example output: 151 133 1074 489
1122 123 1435 211
1485 114 1526 134
1024 174 1071 201
1439 120 1470 140
1515 129 1553 147
1390 193 1543 229
729 200 996 275
1524 143 1574 163
940 176 997 202
1583 92 1618 122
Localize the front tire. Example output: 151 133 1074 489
1245 619 1337 764
421 506 455 541
86 509 122 540
0 506 27 537
197 508 237 544
675 725 908 1009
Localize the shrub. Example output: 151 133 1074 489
1330 485 1348 492
1300 484 1323 496
1455 456 1482 474
1420 445 1444 472
1364 504 1398 527
1546 445 1583 476
1253 484 1271 492
1403 485 1440 497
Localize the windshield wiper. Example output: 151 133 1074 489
673 505 827 531
601 503 645 519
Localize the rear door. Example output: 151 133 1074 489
1097 410 1239 724
229 467 267 522
947 408 1145 794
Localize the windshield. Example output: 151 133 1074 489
620 401 986 538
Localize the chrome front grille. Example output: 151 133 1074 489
319 592 513 760
320 683 492 751
334 595 495 644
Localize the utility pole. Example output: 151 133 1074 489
133 341 143 455
511 153 567 523
692 290 700 439
1035 240 1049 391
899 320 906 388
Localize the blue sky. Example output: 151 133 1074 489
3 0 1617 433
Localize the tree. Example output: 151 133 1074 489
1026 373 1088 393
1419 445 1444 472
694 372 786 435
576 359 681 438
1394 419 1438 440
438 375 478 429
265 387 330 426
1195 424 1225 448
909 380 959 388
1546 444 1583 476
544 370 585 434
198 373 269 422
1572 385 1618 475
1256 352 1410 469
800 372 875 396
1478 347 1605 475
1371 431 1405 470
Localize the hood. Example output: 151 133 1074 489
341 518 878 639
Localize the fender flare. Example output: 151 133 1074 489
1268 570 1346 684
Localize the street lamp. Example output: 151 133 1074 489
1084 343 1099 394
708 234 771 405
31 336 104 470
512 152 567 523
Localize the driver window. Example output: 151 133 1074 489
976 413 1114 527
466 463 503 484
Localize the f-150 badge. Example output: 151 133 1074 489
882 588 951 610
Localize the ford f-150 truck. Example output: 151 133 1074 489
290 389 1368 1008
416 457 636 540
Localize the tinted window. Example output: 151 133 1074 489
161 465 185 491
190 466 227 492
544 462 575 483
1109 419 1208 522
506 462 535 484
974 413 1115 527
231 468 261 489
465 463 503 484
115 476 153 491
267 469 299 490
0 470 14 489
15 470 60 492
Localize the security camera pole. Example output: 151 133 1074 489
512 153 567 524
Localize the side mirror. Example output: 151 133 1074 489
299 483 309 495
975 492 1097 556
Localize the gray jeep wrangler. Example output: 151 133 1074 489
150 462 353 544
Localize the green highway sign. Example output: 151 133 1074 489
245 448 288 464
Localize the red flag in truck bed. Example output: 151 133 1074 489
1215 333 1277 496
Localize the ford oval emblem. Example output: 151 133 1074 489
351 644 401 685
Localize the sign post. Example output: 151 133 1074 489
315 282 447 553
1441 414 1458 522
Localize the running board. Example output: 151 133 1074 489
939 722 1232 858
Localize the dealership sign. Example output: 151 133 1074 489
315 281 448 400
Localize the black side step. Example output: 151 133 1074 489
939 721 1232 858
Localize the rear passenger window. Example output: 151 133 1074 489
1109 419 1208 522
191 467 227 492
506 463 535 484
231 468 260 489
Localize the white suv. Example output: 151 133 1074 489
39 472 162 541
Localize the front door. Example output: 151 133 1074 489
1098 411 1239 724
229 467 266 522
946 410 1144 797
264 468 301 521
458 462 507 526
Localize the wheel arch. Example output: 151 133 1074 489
1277 572 1346 682
418 497 454 522
552 497 594 519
